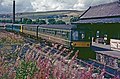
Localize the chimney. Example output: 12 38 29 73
13 0 15 24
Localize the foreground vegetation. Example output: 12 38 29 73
0 32 119 79
0 31 24 45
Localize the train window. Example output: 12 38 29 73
30 28 32 31
39 29 42 32
24 27 26 30
55 30 69 39
62 31 68 39
26 27 30 31
13 25 20 29
34 28 36 31
72 31 78 40
96 31 100 38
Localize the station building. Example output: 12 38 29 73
73 1 120 77
74 1 120 44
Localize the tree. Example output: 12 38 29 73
8 20 12 23
35 19 39 24
70 17 79 22
32 21 36 24
1 19 5 23
26 19 32 24
48 18 56 24
39 20 46 24
56 20 66 24
22 18 28 24
15 20 20 24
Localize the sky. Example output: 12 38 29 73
0 0 118 13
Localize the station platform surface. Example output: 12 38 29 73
91 42 120 59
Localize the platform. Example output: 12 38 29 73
92 43 120 59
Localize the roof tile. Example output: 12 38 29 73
81 1 120 19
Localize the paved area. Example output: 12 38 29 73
92 42 120 58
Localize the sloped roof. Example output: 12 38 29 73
74 17 120 23
81 1 120 19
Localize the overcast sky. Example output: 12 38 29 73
0 0 118 13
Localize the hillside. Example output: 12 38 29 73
16 10 84 23
0 10 84 23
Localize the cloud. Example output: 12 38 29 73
0 0 34 13
31 0 77 11
31 0 118 11
0 0 118 13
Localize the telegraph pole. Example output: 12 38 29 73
13 0 15 24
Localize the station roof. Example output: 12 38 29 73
80 1 120 19
75 1 120 24
74 17 120 23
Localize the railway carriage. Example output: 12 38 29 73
38 25 92 48
5 24 23 32
0 23 6 30
38 25 73 47
12 24 23 32
5 23 13 31
22 24 38 38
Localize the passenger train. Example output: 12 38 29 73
4 23 120 76
5 23 96 59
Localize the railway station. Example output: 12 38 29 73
73 1 120 78
0 0 120 79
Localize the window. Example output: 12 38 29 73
80 31 85 39
39 28 44 33
96 31 100 38
72 31 78 40
55 30 69 39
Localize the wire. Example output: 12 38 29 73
89 0 95 7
